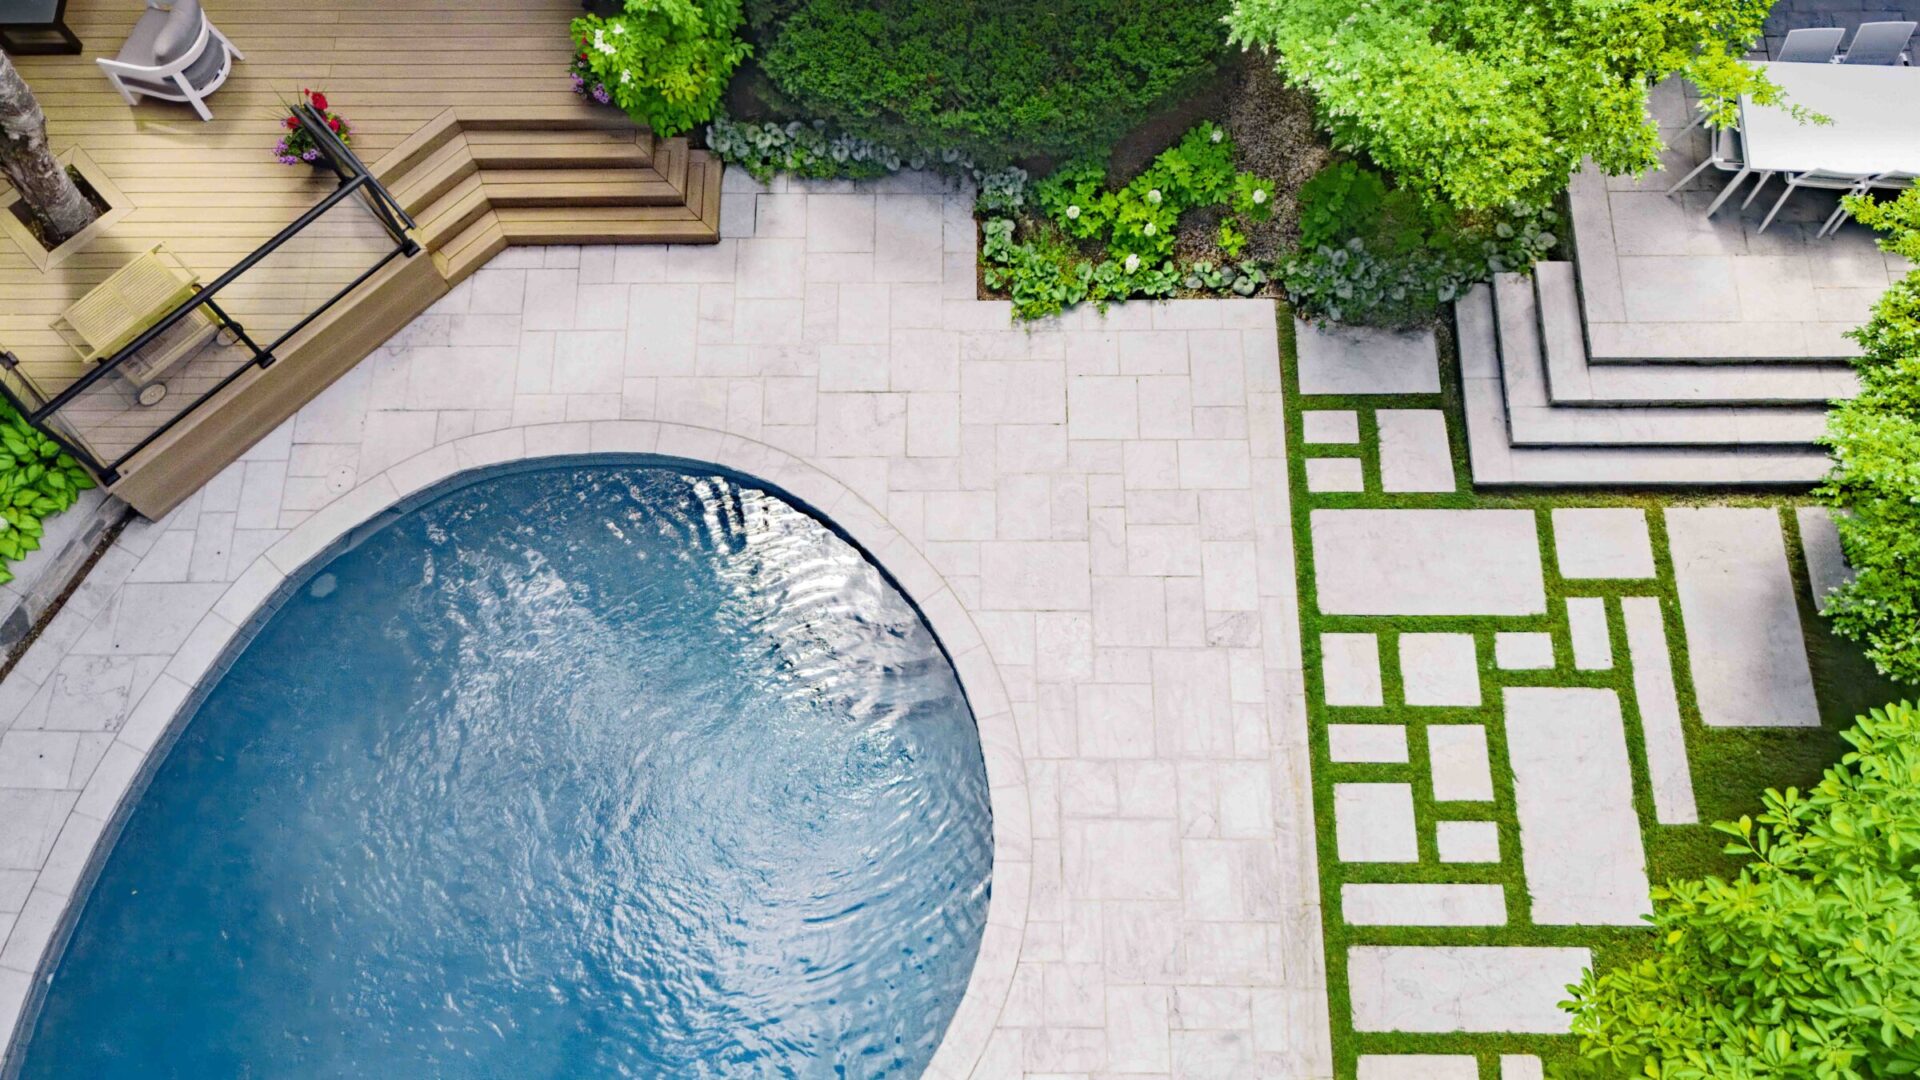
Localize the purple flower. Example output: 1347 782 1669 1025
569 72 585 92
591 84 611 105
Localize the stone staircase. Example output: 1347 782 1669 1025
1455 262 1855 487
370 106 723 284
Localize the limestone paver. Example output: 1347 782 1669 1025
1667 507 1819 727
1322 633 1384 707
1348 945 1591 1034
1341 883 1506 926
1505 687 1653 925
1358 1056 1478 1080
1428 725 1494 802
1435 820 1501 864
1305 458 1364 493
1623 597 1697 825
1796 506 1854 614
1335 783 1419 863
1567 597 1613 671
1300 410 1359 444
1552 508 1656 580
1295 319 1441 395
1400 633 1480 707
1504 1054 1546 1080
1328 724 1407 764
1312 510 1547 616
1495 632 1555 670
1376 409 1454 493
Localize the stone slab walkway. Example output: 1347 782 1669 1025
1668 507 1820 728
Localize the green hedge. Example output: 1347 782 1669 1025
743 0 1230 166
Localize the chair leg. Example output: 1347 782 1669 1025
175 75 214 121
1742 171 1774 209
1758 183 1796 233
1664 155 1718 196
1703 167 1751 216
1820 201 1851 237
214 26 244 61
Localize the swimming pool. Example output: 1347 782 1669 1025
18 462 993 1078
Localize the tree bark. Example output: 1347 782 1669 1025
0 50 98 247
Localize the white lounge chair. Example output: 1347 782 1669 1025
1776 27 1845 62
95 0 243 122
1840 21 1915 65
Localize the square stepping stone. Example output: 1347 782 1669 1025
1301 409 1359 444
1503 1056 1545 1080
1400 633 1480 706
1495 632 1555 670
1428 725 1494 802
1553 508 1655 580
1377 409 1455 493
1348 945 1590 1033
1296 318 1440 395
1328 724 1408 764
1342 883 1506 926
1322 633 1383 707
1436 820 1501 863
1312 510 1547 616
1334 783 1418 862
1505 687 1652 925
1622 597 1697 825
1667 508 1818 728
1567 596 1613 670
1796 506 1855 614
1359 1057 1478 1080
1306 457 1365 493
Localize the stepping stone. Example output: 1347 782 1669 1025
1342 883 1506 926
1348 945 1591 1033
1567 596 1612 670
1322 633 1384 707
1400 633 1481 706
1436 820 1501 863
1301 409 1359 444
1504 687 1652 925
1295 318 1441 395
1312 510 1547 616
1553 508 1656 580
1335 783 1418 862
1796 506 1855 614
1667 508 1819 727
1328 724 1408 764
1377 409 1455 493
1495 632 1555 670
1306 458 1365 493
1503 1055 1545 1080
1428 725 1494 802
1622 597 1697 825
1359 1057 1477 1080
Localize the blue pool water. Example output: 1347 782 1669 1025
20 463 993 1079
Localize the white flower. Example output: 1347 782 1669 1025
1210 128 1224 143
1143 222 1157 236
1252 188 1269 204
611 21 624 33
1146 189 1163 205
1123 253 1140 273
621 70 631 84
593 29 615 55
1066 204 1081 220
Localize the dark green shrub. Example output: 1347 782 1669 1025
744 0 1230 165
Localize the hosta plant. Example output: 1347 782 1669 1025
0 407 95 584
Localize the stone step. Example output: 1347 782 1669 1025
1457 286 1832 487
1493 271 1856 406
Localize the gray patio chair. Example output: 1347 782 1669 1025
0 0 80 54
1821 170 1917 235
1776 27 1845 62
1840 21 1915 65
1759 168 1873 233
95 0 244 122
1665 126 1756 217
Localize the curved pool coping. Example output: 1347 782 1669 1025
3 422 1028 1080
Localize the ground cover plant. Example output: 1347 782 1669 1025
570 0 750 136
0 404 94 584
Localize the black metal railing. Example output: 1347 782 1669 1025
0 104 419 485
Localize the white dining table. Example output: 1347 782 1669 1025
1739 61 1920 175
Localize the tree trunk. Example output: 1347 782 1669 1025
0 51 97 247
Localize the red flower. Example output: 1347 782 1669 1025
284 115 298 129
308 90 329 112
328 116 341 132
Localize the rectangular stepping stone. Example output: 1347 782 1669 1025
1306 457 1365 493
1504 687 1652 925
1348 945 1590 1033
1503 1055 1545 1080
1552 508 1655 579
1623 597 1697 825
1335 783 1418 862
1496 632 1555 670
1436 820 1501 863
1295 318 1441 395
1329 724 1408 764
1342 883 1506 926
1400 633 1481 706
1667 508 1819 728
1312 510 1547 616
1358 1057 1478 1080
1567 596 1612 670
1428 725 1494 802
1796 506 1855 614
1301 409 1359 444
1377 409 1455 493
1322 633 1383 707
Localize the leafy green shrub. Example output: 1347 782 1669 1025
1821 183 1920 683
1560 700 1920 1079
745 0 1230 165
571 0 751 136
703 114 1030 216
0 406 95 584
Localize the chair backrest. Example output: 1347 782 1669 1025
1867 171 1918 189
151 0 203 67
1777 27 1844 62
1793 168 1874 189
1842 21 1916 65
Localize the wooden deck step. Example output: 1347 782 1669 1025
464 141 655 171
